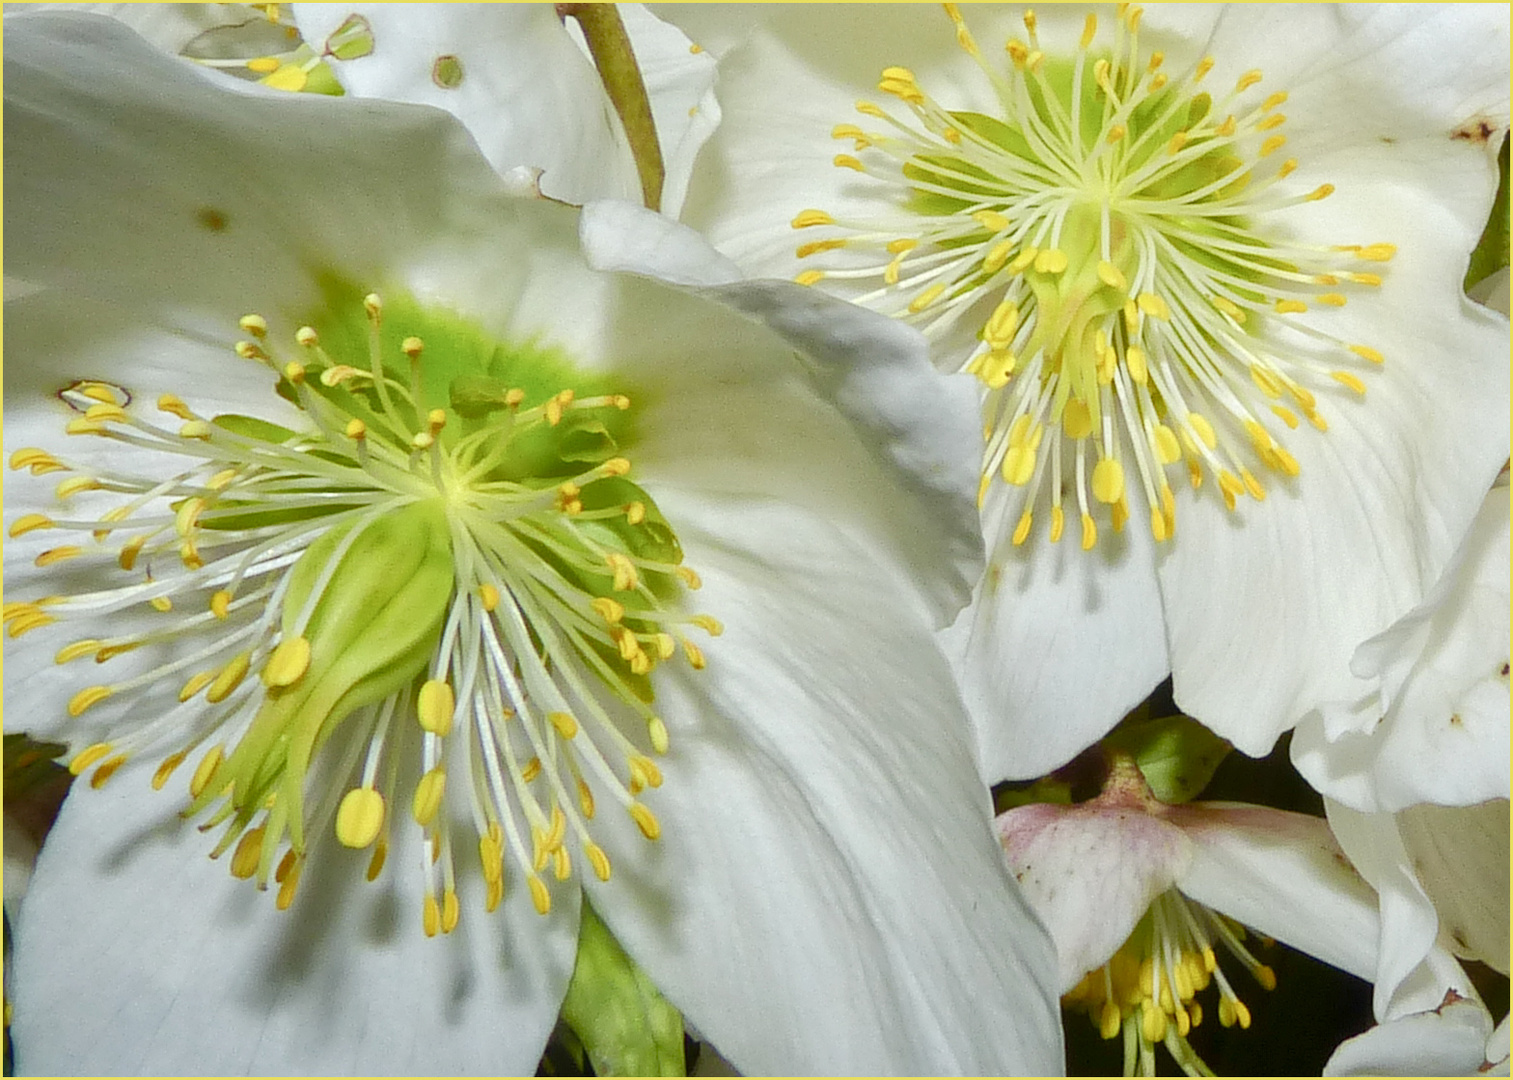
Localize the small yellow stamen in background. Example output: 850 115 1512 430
1096 261 1127 291
152 751 188 791
207 651 252 704
690 614 723 636
9 513 54 537
411 767 446 827
363 293 383 321
156 394 194 420
909 283 947 313
276 856 303 910
553 847 572 881
422 894 441 938
1358 243 1397 261
681 637 707 670
89 753 128 789
238 313 268 338
1136 293 1170 320
282 362 306 385
56 475 100 499
1241 469 1267 501
1259 134 1286 157
1033 249 1069 275
1105 124 1127 144
1317 293 1347 307
791 209 835 229
246 56 281 74
647 716 671 755
295 326 320 348
628 755 663 792
1009 247 1039 274
178 421 213 440
1348 344 1385 365
1235 68 1263 92
189 745 224 800
982 238 1015 274
66 684 113 717
1011 511 1033 546
479 583 501 611
623 501 646 525
833 154 865 172
585 842 612 882
629 801 661 840
528 874 552 915
229 826 267 879
426 408 447 436
794 269 826 287
411 431 435 452
1274 299 1308 314
417 679 454 737
441 888 460 933
64 419 106 437
55 639 102 664
367 837 389 882
1306 183 1335 201
1091 458 1125 504
149 595 175 613
796 238 848 259
675 566 702 590
1166 130 1188 156
973 210 1011 233
179 669 216 703
1079 513 1098 551
577 778 597 819
1126 345 1149 385
548 711 579 740
520 756 543 784
1350 272 1383 287
1331 371 1367 395
606 552 638 592
262 636 311 688
68 742 115 775
209 590 232 619
1258 113 1286 132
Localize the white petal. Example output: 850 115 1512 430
584 493 1062 1074
1293 488 1511 810
9 3 272 54
11 763 578 1074
1397 800 1510 975
1325 800 1482 1019
1171 802 1380 981
943 497 1168 782
994 800 1193 993
580 199 742 286
1325 996 1495 1077
289 3 641 205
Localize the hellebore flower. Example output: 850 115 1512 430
1326 996 1509 1077
995 753 1384 1075
666 3 1512 780
2 16 1062 1074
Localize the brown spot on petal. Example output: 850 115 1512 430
1452 117 1498 145
196 206 229 232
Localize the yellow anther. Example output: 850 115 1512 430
440 888 460 933
91 755 127 787
1259 134 1286 157
417 679 454 737
56 476 100 499
575 778 597 821
984 299 1020 349
1001 446 1036 486
262 635 311 688
548 711 579 740
792 209 835 229
151 751 188 791
973 210 1011 233
426 409 447 436
234 340 268 362
682 637 707 670
1214 296 1247 323
411 767 447 827
210 590 232 619
398 336 424 360
624 501 646 525
1011 511 1033 546
1105 124 1127 144
1347 344 1384 365
476 583 501 613
796 238 847 259
294 326 320 348
647 715 671 755
1278 158 1298 178
410 431 434 452
552 846 572 881
1006 247 1039 275
55 639 102 664
1274 299 1307 314
1261 90 1288 111
149 595 174 613
1235 68 1263 92
599 457 631 477
244 55 281 74
178 420 213 440
174 496 206 537
1258 113 1286 132
1091 458 1125 504
1136 293 1170 320
522 873 550 915
629 801 661 840
1317 292 1347 307
1080 514 1099 551
334 788 386 849
68 742 115 775
1271 404 1301 430
363 293 383 320
1358 243 1396 261
982 238 1016 274
1033 248 1069 274
365 837 388 882
9 513 54 537
189 745 224 800
606 552 638 592
156 394 194 420
1331 371 1367 395
1349 272 1383 287
1187 413 1218 450
64 418 107 437
1241 468 1266 500
1096 261 1127 292
178 669 216 702
520 756 542 784
1167 131 1188 155
276 855 303 910
908 283 947 313
230 826 266 880
238 313 268 338
1046 505 1065 544
833 154 865 172
1126 345 1148 385
422 893 441 938
690 614 723 637
1150 504 1169 542
629 755 664 792
976 349 1016 389
281 361 307 385
591 597 625 624
1255 964 1278 991
794 269 825 287
207 651 252 704
1062 400 1094 440
675 565 702 590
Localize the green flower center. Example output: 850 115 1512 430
6 287 719 933
790 4 1394 551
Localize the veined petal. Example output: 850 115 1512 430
12 762 578 1075
1325 995 1497 1078
1170 802 1380 982
995 796 1193 992
1397 800 1510 976
1325 800 1482 1020
290 3 641 205
591 492 1062 1074
1292 486 1511 811
943 499 1168 782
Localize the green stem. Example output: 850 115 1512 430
560 3 665 212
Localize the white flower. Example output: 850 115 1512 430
1327 999 1509 1076
1292 479 1511 812
663 3 1512 781
2 15 1062 1074
995 752 1383 1074
12 2 718 209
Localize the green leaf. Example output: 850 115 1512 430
1465 134 1510 293
559 900 685 1077
1101 714 1230 804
